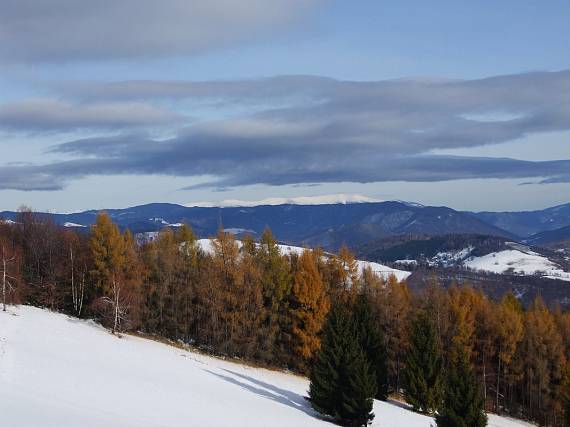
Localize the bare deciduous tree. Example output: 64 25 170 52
1 242 18 311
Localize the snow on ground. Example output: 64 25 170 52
196 238 228 254
356 260 412 282
394 259 418 266
276 244 306 257
149 218 183 227
0 306 531 427
429 247 474 267
195 239 410 281
464 248 570 282
63 222 87 228
224 228 256 235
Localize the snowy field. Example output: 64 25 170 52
196 239 411 282
464 249 570 281
355 260 411 282
0 306 532 427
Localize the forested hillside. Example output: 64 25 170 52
1 210 569 426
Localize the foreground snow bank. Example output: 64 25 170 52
0 306 531 427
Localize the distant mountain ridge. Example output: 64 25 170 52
1 200 514 250
526 224 570 246
470 203 570 238
3 200 570 250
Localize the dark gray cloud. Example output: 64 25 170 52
0 165 63 191
62 70 570 112
0 99 186 131
1 134 569 191
57 70 570 155
0 0 320 62
1 70 570 191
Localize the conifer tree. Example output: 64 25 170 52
521 297 566 424
338 346 377 427
494 293 524 412
256 228 292 363
233 235 264 359
290 249 330 372
309 305 351 417
378 277 411 393
211 230 241 353
90 213 128 333
353 293 389 400
404 310 444 414
309 304 376 426
436 346 487 427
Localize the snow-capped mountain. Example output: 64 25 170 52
188 193 383 207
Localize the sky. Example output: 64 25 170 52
1 0 570 212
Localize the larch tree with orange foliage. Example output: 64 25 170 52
290 249 330 372
383 275 412 394
90 213 140 333
521 297 566 425
495 293 524 412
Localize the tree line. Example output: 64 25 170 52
1 210 569 426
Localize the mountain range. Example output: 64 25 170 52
470 203 570 237
3 200 570 250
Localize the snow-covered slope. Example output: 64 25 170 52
150 217 184 227
0 307 532 427
195 239 411 281
355 260 411 282
63 222 87 228
464 247 570 281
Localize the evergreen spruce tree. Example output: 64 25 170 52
353 293 389 400
309 304 377 426
337 346 377 427
404 310 444 414
436 347 487 427
309 305 351 417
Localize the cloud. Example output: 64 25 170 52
0 0 321 62
1 135 567 192
0 165 63 191
0 99 186 131
1 70 570 191
56 71 570 155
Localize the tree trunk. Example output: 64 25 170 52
496 356 501 412
482 351 487 405
2 258 6 312
112 277 120 334
70 247 76 313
